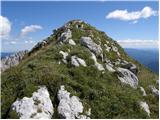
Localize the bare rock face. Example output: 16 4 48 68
116 67 138 89
149 85 159 97
11 86 54 119
1 50 28 72
139 101 150 117
80 37 102 56
57 85 90 119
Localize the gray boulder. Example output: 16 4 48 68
91 52 104 71
11 86 54 119
59 51 69 64
139 101 150 117
57 85 90 119
71 56 87 67
140 86 147 96
80 37 102 56
149 85 159 97
121 63 138 75
58 29 72 43
116 67 138 89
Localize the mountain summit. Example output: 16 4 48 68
1 20 158 119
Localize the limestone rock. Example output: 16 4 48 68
122 63 138 75
59 51 68 64
71 56 87 67
116 67 138 89
57 85 90 119
68 39 76 45
11 86 53 119
91 52 104 71
58 29 72 42
105 63 115 72
80 37 102 56
104 44 111 52
139 101 150 117
149 85 159 97
140 86 147 96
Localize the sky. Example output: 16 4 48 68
1 1 159 52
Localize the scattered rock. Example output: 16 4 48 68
149 85 159 97
122 63 138 75
116 67 138 89
105 63 115 72
139 101 150 117
91 52 104 71
68 39 76 45
71 56 87 67
140 86 147 96
85 108 91 116
104 44 111 52
57 85 90 119
58 29 72 43
80 37 102 56
1 50 28 72
112 45 118 52
59 51 68 64
11 86 53 119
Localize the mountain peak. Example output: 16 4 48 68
1 20 158 119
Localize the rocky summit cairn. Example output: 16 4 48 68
1 20 159 119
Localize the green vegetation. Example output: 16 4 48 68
1 20 158 119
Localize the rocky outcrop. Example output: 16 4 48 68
121 63 138 75
80 37 102 56
139 101 150 117
57 85 90 119
59 51 69 64
1 50 28 72
11 86 53 119
140 86 147 96
91 52 104 71
71 56 87 67
149 85 159 97
58 29 72 43
116 67 138 89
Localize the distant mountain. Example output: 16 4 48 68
1 20 158 119
1 52 15 59
125 48 159 73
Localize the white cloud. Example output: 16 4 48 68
117 39 159 48
0 16 11 39
10 41 17 44
20 25 42 36
25 40 35 44
106 6 157 22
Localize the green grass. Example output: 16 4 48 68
1 21 158 119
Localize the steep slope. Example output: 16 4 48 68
1 20 159 119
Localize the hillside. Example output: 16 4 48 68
1 20 159 119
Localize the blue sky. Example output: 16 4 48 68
1 1 159 52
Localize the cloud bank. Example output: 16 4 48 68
0 16 11 39
20 25 42 36
117 39 159 48
106 6 157 22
